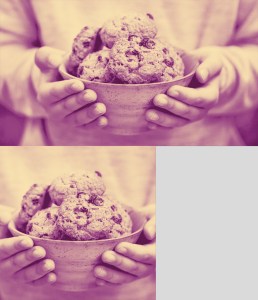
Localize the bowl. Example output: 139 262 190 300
8 209 146 292
59 53 199 135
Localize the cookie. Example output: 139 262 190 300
26 206 63 240
49 171 106 206
67 26 99 75
100 13 157 48
57 194 132 241
160 46 185 81
109 36 167 83
77 49 114 82
17 184 49 230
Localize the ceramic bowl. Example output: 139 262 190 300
8 209 146 291
59 53 199 135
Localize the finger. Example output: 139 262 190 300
13 259 55 283
49 89 97 119
79 116 109 130
35 46 65 83
65 102 106 126
154 94 205 121
115 242 156 265
94 266 136 285
144 216 156 240
102 251 152 277
35 46 64 71
196 56 223 83
146 109 189 128
29 272 57 287
0 237 33 260
0 246 46 275
38 80 85 106
167 78 219 108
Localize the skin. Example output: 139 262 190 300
0 207 56 286
145 48 224 130
35 46 108 129
94 204 156 286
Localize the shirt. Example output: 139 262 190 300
0 146 156 300
0 0 258 146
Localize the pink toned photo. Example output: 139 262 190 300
0 0 258 146
0 146 156 300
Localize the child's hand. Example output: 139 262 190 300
35 46 108 129
0 206 56 286
145 48 223 129
94 205 156 286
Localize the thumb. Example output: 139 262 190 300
191 47 223 84
143 215 156 241
35 46 65 81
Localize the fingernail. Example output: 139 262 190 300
199 69 208 82
43 260 55 272
104 253 116 263
156 96 168 107
96 268 107 278
32 247 45 258
47 273 57 284
71 81 84 91
147 111 159 121
83 90 95 102
19 238 33 248
95 103 106 114
169 89 179 98
116 246 127 254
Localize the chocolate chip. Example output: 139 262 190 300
125 49 139 57
83 26 89 30
128 35 138 41
77 192 86 198
32 198 39 205
89 196 104 206
46 212 51 219
146 13 154 20
83 41 90 48
163 48 169 54
111 205 117 211
22 204 26 211
70 184 75 188
139 38 155 49
121 27 126 31
74 206 88 214
111 214 122 224
78 66 83 76
32 184 38 188
27 223 33 232
95 171 102 177
86 211 92 219
163 58 174 67
98 56 103 62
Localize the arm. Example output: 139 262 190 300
146 0 258 129
0 0 45 117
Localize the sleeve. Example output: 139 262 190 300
208 0 258 116
0 0 46 118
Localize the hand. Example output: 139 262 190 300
146 47 224 129
94 205 156 286
35 46 108 129
0 205 56 286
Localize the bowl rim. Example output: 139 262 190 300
59 52 199 88
8 209 147 244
